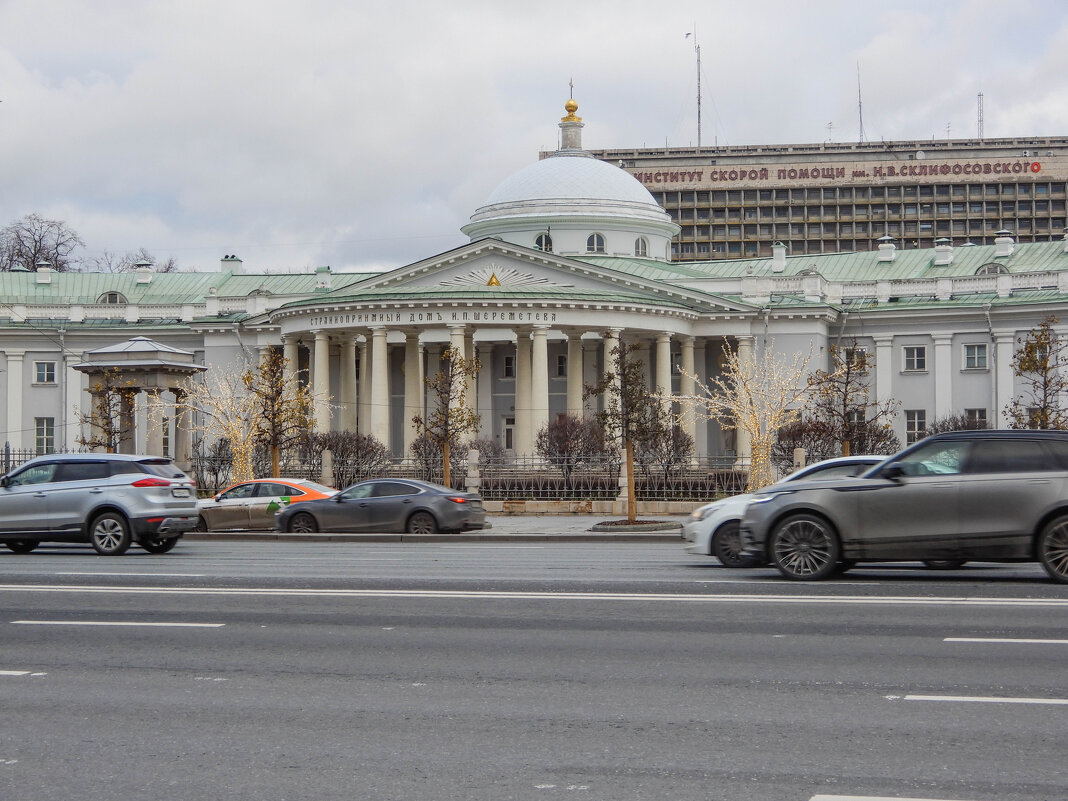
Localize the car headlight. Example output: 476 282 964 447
691 502 723 520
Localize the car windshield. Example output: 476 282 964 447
885 440 970 477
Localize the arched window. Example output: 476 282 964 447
975 262 1009 275
586 233 606 254
98 291 127 305
534 233 552 252
634 237 649 257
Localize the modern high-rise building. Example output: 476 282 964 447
585 137 1068 261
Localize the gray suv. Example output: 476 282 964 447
0 453 198 555
739 430 1068 583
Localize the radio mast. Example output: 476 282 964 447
857 64 865 143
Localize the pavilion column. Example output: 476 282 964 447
582 340 599 415
874 335 893 408
531 325 549 442
694 339 708 456
515 328 532 455
403 331 422 454
172 387 193 471
370 327 390 448
603 327 621 398
934 334 953 420
5 351 24 450
655 332 672 416
566 332 584 417
313 330 331 434
357 337 370 435
145 388 164 457
340 334 358 432
679 336 696 446
64 353 82 451
283 335 300 383
464 330 477 421
734 336 754 466
477 343 494 439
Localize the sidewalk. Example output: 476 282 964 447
185 513 691 543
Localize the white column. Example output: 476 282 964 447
64 354 82 451
566 333 584 417
173 387 193 470
734 336 754 465
655 332 672 417
603 328 621 402
357 337 370 435
283 336 300 403
531 325 549 441
119 391 137 454
515 328 532 455
403 331 421 453
995 332 1016 427
934 334 953 420
464 330 476 422
694 339 708 456
582 340 599 416
5 351 24 450
370 327 390 448
145 388 164 457
340 334 358 431
679 336 696 445
313 330 331 433
477 343 493 439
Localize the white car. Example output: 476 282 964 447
683 456 885 566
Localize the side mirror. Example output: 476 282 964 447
881 464 906 481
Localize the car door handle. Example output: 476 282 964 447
89 488 104 494
33 492 47 499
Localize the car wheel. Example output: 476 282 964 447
90 512 132 556
5 540 39 554
288 512 318 534
406 511 438 535
713 521 758 568
141 536 179 554
769 513 841 581
1038 515 1068 584
194 515 208 532
922 559 967 570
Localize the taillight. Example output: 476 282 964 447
447 496 467 504
131 477 171 488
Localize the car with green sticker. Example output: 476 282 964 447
195 478 337 531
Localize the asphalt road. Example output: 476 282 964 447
1 541 1066 801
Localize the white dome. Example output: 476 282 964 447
483 153 660 208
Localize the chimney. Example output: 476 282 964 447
771 241 787 273
35 264 52 284
876 235 896 263
134 259 153 284
993 230 1015 258
221 254 244 274
314 265 332 290
933 238 953 266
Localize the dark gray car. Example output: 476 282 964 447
0 453 199 555
739 430 1068 583
275 478 486 535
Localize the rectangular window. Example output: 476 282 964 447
556 354 567 378
965 408 987 428
843 347 868 368
671 352 682 374
34 417 55 455
963 343 988 369
905 410 926 445
162 415 170 457
903 345 927 372
503 355 515 378
34 361 56 383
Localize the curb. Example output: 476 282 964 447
184 531 682 544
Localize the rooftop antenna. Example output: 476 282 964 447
686 27 701 147
977 91 984 140
857 63 865 143
826 121 834 142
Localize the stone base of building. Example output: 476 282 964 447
484 499 700 515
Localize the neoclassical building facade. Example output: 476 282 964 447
3 100 1068 466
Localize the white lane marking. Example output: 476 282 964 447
2 584 1068 607
945 637 1068 645
12 620 225 628
891 694 1068 706
0 670 31 676
56 572 206 577
812 796 989 801
696 580 880 586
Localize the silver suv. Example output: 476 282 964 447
739 430 1068 583
0 453 198 555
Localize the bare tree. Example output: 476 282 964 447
1005 315 1068 429
535 414 610 490
243 349 317 477
178 368 259 483
0 213 84 271
684 340 816 492
585 336 668 521
89 247 179 273
925 411 989 435
75 368 138 452
411 346 481 487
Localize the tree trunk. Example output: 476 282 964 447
625 439 636 522
442 439 451 488
271 444 280 478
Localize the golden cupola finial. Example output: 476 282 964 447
562 97 581 122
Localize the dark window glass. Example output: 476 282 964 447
968 439 1053 473
54 461 110 482
374 482 418 497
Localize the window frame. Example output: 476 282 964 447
905 410 926 445
962 343 988 370
586 233 606 254
33 361 57 384
903 345 927 372
34 417 55 455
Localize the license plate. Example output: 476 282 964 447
172 488 191 498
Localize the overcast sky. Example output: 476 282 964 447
3 0 1068 274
